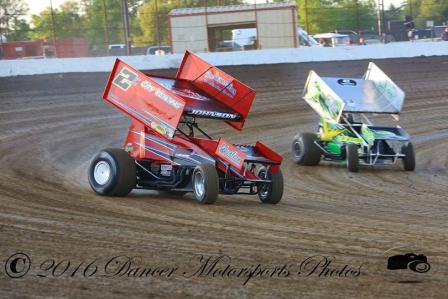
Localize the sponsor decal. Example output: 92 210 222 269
203 70 237 98
140 80 183 110
112 67 139 91
216 139 246 169
190 109 238 120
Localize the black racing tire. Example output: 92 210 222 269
88 148 136 197
346 143 359 172
401 142 416 171
292 133 321 166
192 163 219 204
257 167 284 204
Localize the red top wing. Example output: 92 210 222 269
103 59 186 140
176 51 256 130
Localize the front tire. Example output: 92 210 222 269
192 163 219 204
88 148 136 196
346 143 359 172
401 142 416 171
257 167 284 204
292 133 321 166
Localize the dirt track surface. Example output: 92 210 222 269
0 56 447 298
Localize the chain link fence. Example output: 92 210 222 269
0 0 446 59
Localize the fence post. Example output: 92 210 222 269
102 0 110 54
305 0 310 33
50 0 58 57
155 0 161 50
121 0 132 55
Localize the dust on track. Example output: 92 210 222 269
0 56 447 298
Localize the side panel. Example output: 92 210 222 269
124 120 175 163
302 70 345 124
364 62 405 113
103 59 186 139
215 138 247 171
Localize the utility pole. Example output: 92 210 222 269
50 0 58 57
381 0 386 37
0 19 3 60
377 0 383 36
121 0 131 55
102 0 110 55
355 0 360 33
305 0 310 33
155 0 161 50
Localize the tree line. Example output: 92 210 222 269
0 0 447 48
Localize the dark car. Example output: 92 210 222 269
331 30 359 44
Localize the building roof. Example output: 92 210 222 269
169 2 295 17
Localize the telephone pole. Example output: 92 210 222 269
121 0 132 55
50 0 58 57
102 0 110 54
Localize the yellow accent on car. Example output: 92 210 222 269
319 120 345 141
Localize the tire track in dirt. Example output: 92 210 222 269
0 56 447 298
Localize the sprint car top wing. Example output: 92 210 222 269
175 51 256 130
103 59 186 140
103 51 256 137
302 63 405 123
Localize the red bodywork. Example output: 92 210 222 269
103 51 282 181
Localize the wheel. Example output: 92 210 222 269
291 133 321 166
408 260 430 273
192 163 219 204
401 142 416 171
346 143 359 172
88 148 136 196
257 167 284 204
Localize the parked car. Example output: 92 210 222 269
216 40 242 52
359 31 382 45
331 30 359 44
146 46 171 55
232 28 257 48
408 28 434 40
313 33 351 47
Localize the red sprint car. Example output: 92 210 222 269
88 51 283 204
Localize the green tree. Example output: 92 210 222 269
415 0 448 27
0 0 29 40
135 0 243 47
30 1 85 40
5 19 30 40
298 0 377 34
84 0 141 49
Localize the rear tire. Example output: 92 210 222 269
88 148 136 196
257 167 283 204
346 143 359 172
292 133 321 166
401 142 416 171
192 163 219 204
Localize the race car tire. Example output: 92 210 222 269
88 148 136 196
192 163 219 204
292 133 321 166
346 143 359 172
401 142 416 171
257 167 283 204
